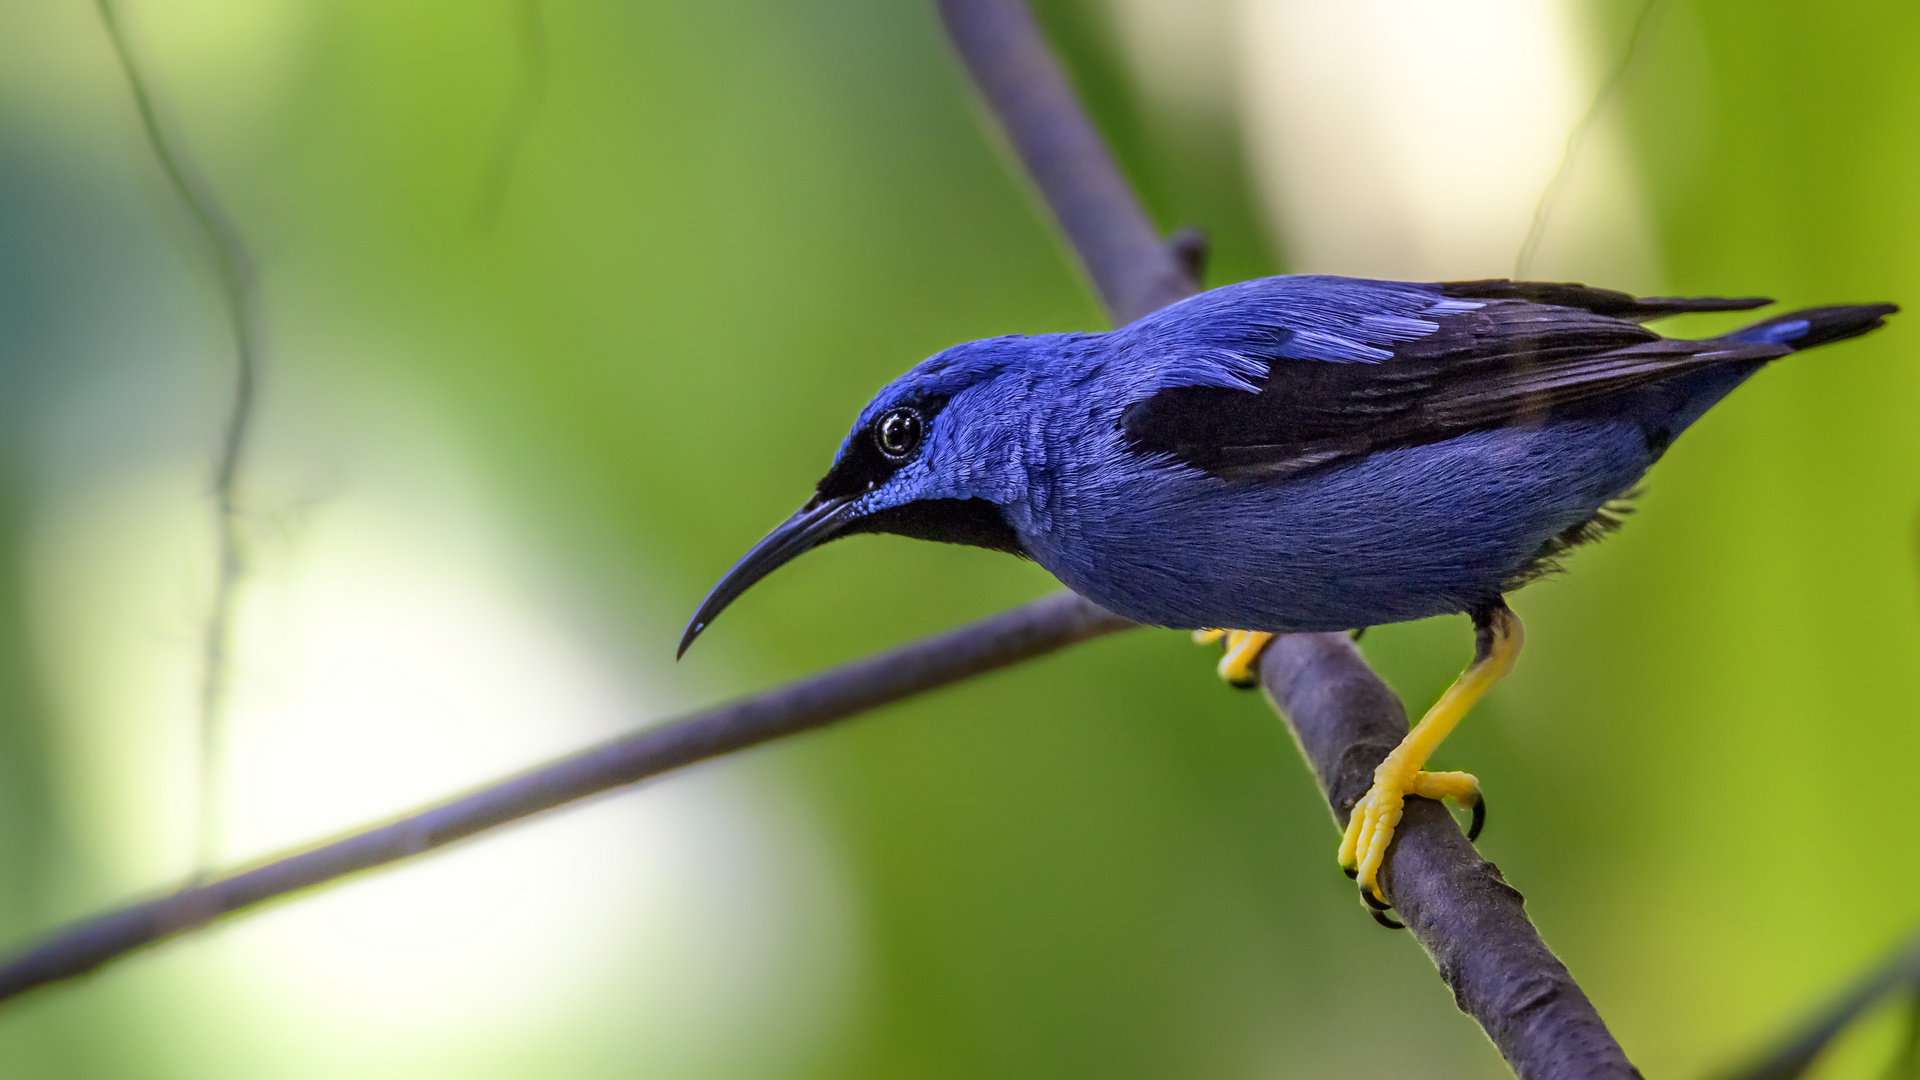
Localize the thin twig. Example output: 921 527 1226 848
0 592 1134 1002
1514 0 1662 279
95 0 264 878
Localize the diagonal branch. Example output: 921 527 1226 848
1261 635 1639 1078
0 593 1133 1002
936 0 1193 324
1712 928 1920 1080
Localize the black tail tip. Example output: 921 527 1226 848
1731 302 1899 350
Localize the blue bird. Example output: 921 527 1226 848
679 275 1895 920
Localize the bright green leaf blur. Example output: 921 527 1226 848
0 1 1914 1078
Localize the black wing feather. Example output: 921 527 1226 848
1438 279 1773 321
1122 291 1787 481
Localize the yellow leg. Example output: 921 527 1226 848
1193 629 1276 688
1337 604 1522 916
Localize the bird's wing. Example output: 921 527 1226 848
1433 278 1772 321
1119 277 1785 480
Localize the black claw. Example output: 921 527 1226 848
1226 674 1260 691
1342 865 1358 879
1467 796 1486 842
1359 883 1393 912
1370 908 1406 930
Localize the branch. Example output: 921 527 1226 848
0 592 1133 1002
1262 635 1640 1079
1712 928 1920 1080
935 0 1193 324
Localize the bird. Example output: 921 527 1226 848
677 274 1896 923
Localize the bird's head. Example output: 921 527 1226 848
678 335 1047 656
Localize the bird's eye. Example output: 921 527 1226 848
875 407 923 460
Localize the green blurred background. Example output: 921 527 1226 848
0 0 1915 1076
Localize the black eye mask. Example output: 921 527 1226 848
813 393 949 500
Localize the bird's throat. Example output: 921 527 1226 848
840 497 1029 557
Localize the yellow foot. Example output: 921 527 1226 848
1335 602 1521 926
1338 768 1483 925
1192 629 1276 688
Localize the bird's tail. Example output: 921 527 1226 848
1723 303 1899 350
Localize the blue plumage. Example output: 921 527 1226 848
679 276 1895 652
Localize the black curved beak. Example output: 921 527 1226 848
677 495 857 658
